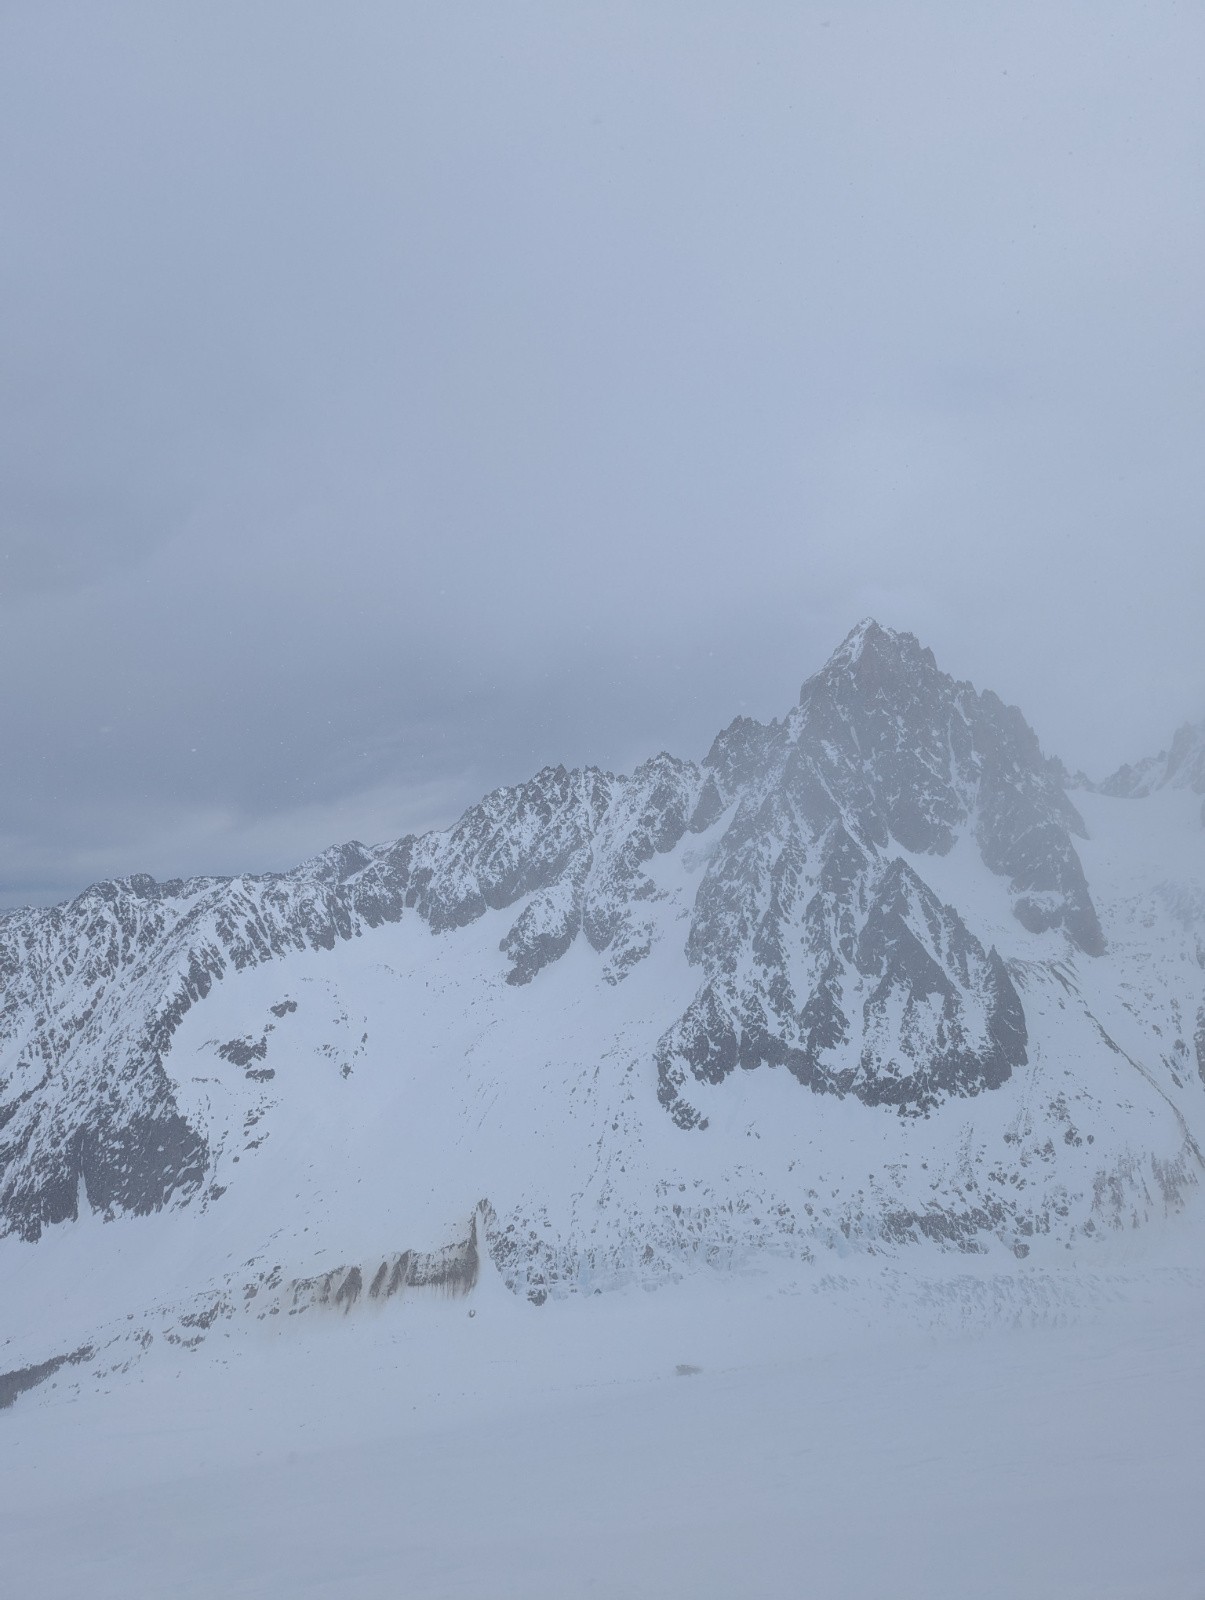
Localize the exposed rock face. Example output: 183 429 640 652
658 621 1094 1125
0 622 1104 1240
0 858 413 1241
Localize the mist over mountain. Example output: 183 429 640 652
3 623 1203 1366
1095 718 1205 822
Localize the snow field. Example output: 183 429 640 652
4 1238 1205 1599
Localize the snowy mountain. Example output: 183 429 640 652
1097 717 1205 822
3 621 1205 1402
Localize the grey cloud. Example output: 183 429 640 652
2 2 1203 906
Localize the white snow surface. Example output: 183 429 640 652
4 1230 1205 1599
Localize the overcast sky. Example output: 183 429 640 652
2 2 1203 907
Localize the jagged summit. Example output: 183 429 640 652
814 617 935 682
820 615 894 671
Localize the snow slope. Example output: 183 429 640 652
4 1235 1205 1600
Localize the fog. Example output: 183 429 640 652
3 2 1203 905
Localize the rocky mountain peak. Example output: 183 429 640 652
0 623 1114 1244
657 623 1108 1125
812 617 936 690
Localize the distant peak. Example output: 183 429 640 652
829 618 922 665
835 617 890 659
796 620 950 715
810 619 929 685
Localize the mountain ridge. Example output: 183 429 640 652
2 623 1203 1359
1094 717 1205 823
